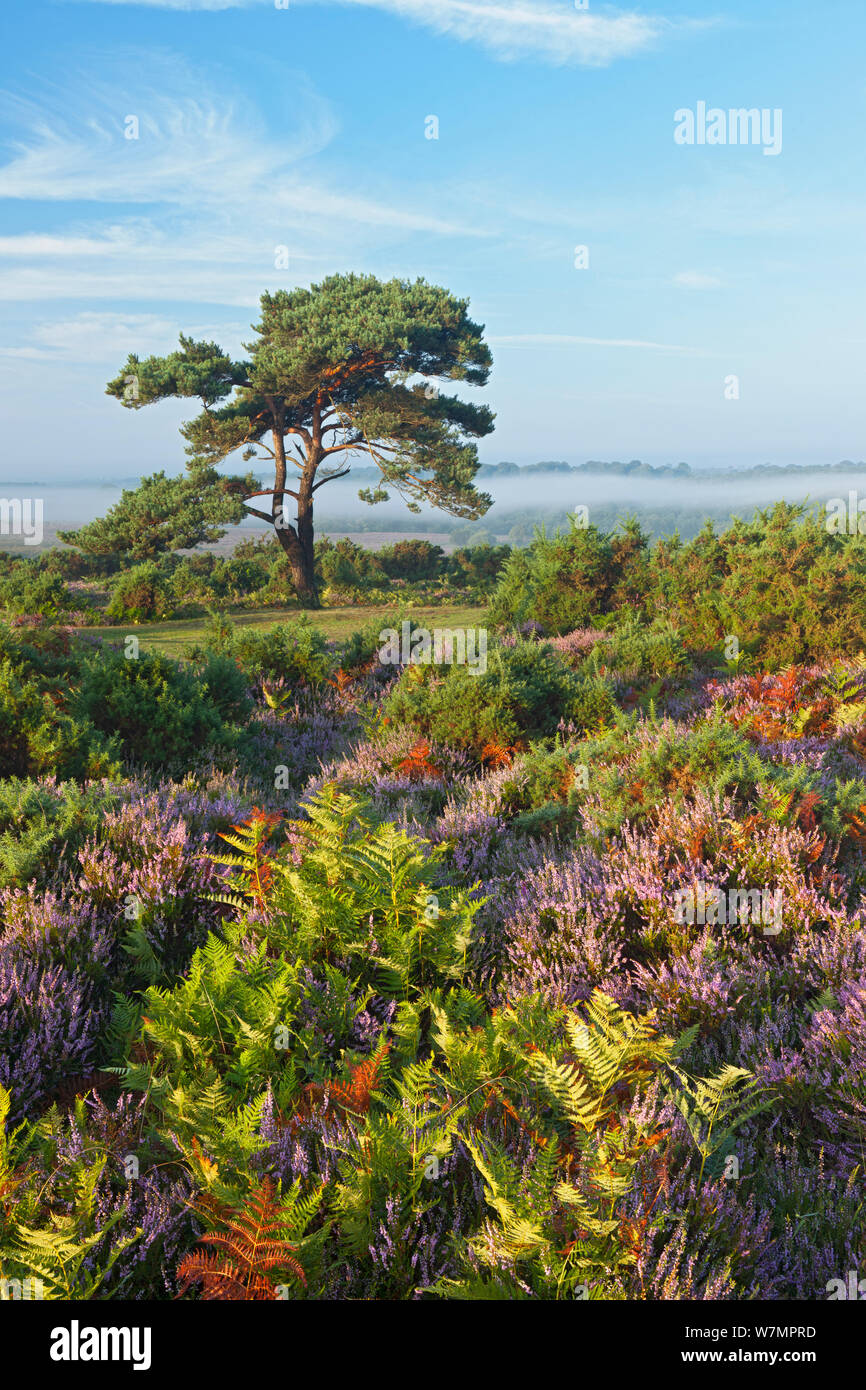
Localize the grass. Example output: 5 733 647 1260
78 601 490 658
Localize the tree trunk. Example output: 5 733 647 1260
274 518 319 607
271 420 320 608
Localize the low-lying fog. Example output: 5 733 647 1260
310 466 866 531
4 466 864 544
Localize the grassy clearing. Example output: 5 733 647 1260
78 602 490 658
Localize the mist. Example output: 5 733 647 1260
309 464 866 542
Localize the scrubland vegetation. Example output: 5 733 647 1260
0 501 864 1301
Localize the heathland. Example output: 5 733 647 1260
1 503 864 1300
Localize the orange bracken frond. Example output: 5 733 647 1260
796 792 822 831
218 810 283 910
395 739 442 782
327 668 354 694
176 1178 306 1301
290 1036 392 1128
176 1251 277 1301
479 740 515 769
327 1037 391 1115
246 807 283 830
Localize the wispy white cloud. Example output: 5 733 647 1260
672 270 722 289
0 230 140 257
0 54 330 207
34 311 187 359
72 0 701 68
334 0 673 67
0 345 50 360
0 51 474 233
0 53 488 305
490 332 700 352
0 311 249 361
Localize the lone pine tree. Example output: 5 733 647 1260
106 273 495 605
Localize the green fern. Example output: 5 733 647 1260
664 1063 771 1184
0 1087 140 1300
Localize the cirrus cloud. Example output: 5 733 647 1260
71 0 707 68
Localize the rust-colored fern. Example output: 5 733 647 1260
796 791 822 831
219 808 283 910
685 821 710 861
176 1178 306 1301
327 1036 391 1113
479 740 515 769
395 739 442 782
301 1036 391 1118
327 668 354 694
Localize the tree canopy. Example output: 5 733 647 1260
59 468 253 561
105 273 495 604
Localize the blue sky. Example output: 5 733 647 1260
0 0 864 481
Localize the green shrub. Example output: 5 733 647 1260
0 569 78 619
193 652 253 723
445 543 511 589
106 562 176 623
341 615 394 670
491 503 866 668
384 636 616 753
73 646 237 769
193 613 332 687
0 652 116 781
169 553 271 609
376 539 444 581
489 518 650 636
595 616 689 679
316 537 379 590
0 659 39 776
39 549 122 580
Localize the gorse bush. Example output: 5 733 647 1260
489 516 651 636
376 539 445 581
0 568 81 620
193 613 332 688
73 646 242 769
0 654 117 782
170 553 273 609
0 625 255 778
490 503 866 667
595 616 689 680
384 635 615 754
106 561 176 623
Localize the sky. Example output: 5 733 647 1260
0 0 865 484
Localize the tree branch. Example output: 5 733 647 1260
312 467 352 492
246 486 300 502
320 436 365 457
